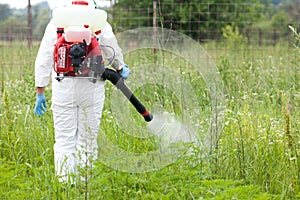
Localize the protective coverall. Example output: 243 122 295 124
35 18 127 182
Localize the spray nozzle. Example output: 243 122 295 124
142 110 153 122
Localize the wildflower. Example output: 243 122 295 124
290 157 296 161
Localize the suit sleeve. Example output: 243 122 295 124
35 20 57 87
98 22 125 71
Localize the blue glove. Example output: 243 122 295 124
34 94 47 116
120 64 131 79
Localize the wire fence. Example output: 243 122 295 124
0 1 297 82
110 2 293 44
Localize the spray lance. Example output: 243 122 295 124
91 55 153 122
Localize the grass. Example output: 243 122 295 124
0 39 299 199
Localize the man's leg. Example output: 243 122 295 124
52 104 78 183
76 82 105 178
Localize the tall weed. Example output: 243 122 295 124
1 41 297 198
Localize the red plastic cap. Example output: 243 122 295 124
56 27 64 33
142 110 149 117
95 30 101 35
72 1 89 5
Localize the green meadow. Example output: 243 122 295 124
0 36 299 199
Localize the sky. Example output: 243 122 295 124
0 0 111 9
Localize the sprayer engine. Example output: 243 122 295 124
53 26 104 82
52 1 108 81
69 43 86 71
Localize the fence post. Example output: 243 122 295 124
273 29 277 46
27 0 32 49
245 29 250 45
153 0 157 63
259 28 262 46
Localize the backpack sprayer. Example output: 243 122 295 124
52 1 153 122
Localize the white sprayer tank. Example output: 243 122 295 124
52 1 107 34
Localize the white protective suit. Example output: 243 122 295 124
35 19 125 182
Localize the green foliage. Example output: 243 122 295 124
222 24 246 47
0 16 27 41
111 0 266 40
280 0 300 23
271 10 290 29
0 2 51 41
32 4 51 40
0 4 11 21
254 0 300 41
1 41 299 199
271 10 291 36
289 25 300 49
289 25 300 90
0 1 299 199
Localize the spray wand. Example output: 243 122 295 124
102 68 153 122
92 55 153 122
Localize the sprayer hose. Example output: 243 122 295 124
101 68 153 122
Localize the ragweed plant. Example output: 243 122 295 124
289 26 300 49
289 25 300 90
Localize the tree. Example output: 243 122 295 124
110 0 267 41
0 16 27 41
0 4 11 21
267 0 300 39
271 10 290 30
281 0 300 24
32 2 51 40
109 0 153 31
0 2 51 41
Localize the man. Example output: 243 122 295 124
34 0 130 183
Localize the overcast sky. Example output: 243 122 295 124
0 0 111 9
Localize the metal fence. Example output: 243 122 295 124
0 1 297 80
110 2 294 45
